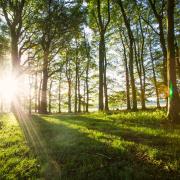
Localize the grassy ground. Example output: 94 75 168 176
0 113 39 179
0 110 180 179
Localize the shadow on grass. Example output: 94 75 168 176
51 114 180 150
30 114 180 180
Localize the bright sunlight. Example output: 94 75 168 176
0 76 18 102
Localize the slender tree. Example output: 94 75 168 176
117 0 137 110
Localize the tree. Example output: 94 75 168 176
117 0 137 110
1 0 26 114
89 0 111 111
167 0 180 121
148 0 167 86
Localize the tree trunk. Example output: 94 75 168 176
35 72 38 113
139 19 146 110
175 43 180 78
38 78 42 113
104 48 109 111
40 51 49 114
78 74 81 112
159 19 167 85
10 31 21 114
74 49 78 113
83 81 86 112
99 33 105 111
167 0 180 122
48 80 53 113
85 59 89 112
148 0 167 85
68 80 72 113
58 75 61 113
118 0 137 110
129 40 137 110
149 40 161 108
74 65 78 113
28 75 32 115
96 0 110 111
120 30 131 110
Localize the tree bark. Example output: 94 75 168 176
78 72 81 112
139 18 146 109
35 72 38 113
68 80 72 113
104 48 109 111
40 51 49 114
99 33 105 111
167 0 180 122
48 80 53 113
120 30 131 110
85 58 90 112
175 43 180 78
58 74 62 113
149 40 161 108
38 78 42 113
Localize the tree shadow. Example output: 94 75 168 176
51 114 180 150
51 115 180 174
29 115 180 179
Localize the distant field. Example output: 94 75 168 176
0 110 180 179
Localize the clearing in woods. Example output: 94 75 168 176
0 110 180 179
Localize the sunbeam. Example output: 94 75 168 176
0 76 18 103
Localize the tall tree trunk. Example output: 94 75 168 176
35 72 38 113
2 0 25 115
40 52 49 114
135 43 144 110
97 0 110 111
159 19 167 85
85 59 89 112
118 0 137 110
148 0 167 85
149 40 161 108
68 80 72 113
10 32 21 113
104 49 109 111
74 64 78 113
74 47 78 113
175 43 180 78
83 81 86 112
48 80 53 113
78 74 81 112
38 78 42 113
167 0 180 121
129 40 137 110
65 53 72 113
28 74 32 115
99 33 105 111
120 30 131 110
139 18 146 109
58 75 61 113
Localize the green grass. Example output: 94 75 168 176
0 113 39 179
1 110 180 179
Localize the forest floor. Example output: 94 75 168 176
0 110 180 179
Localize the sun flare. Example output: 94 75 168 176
0 76 18 102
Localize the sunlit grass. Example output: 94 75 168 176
32 110 180 179
1 110 180 179
0 113 39 179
